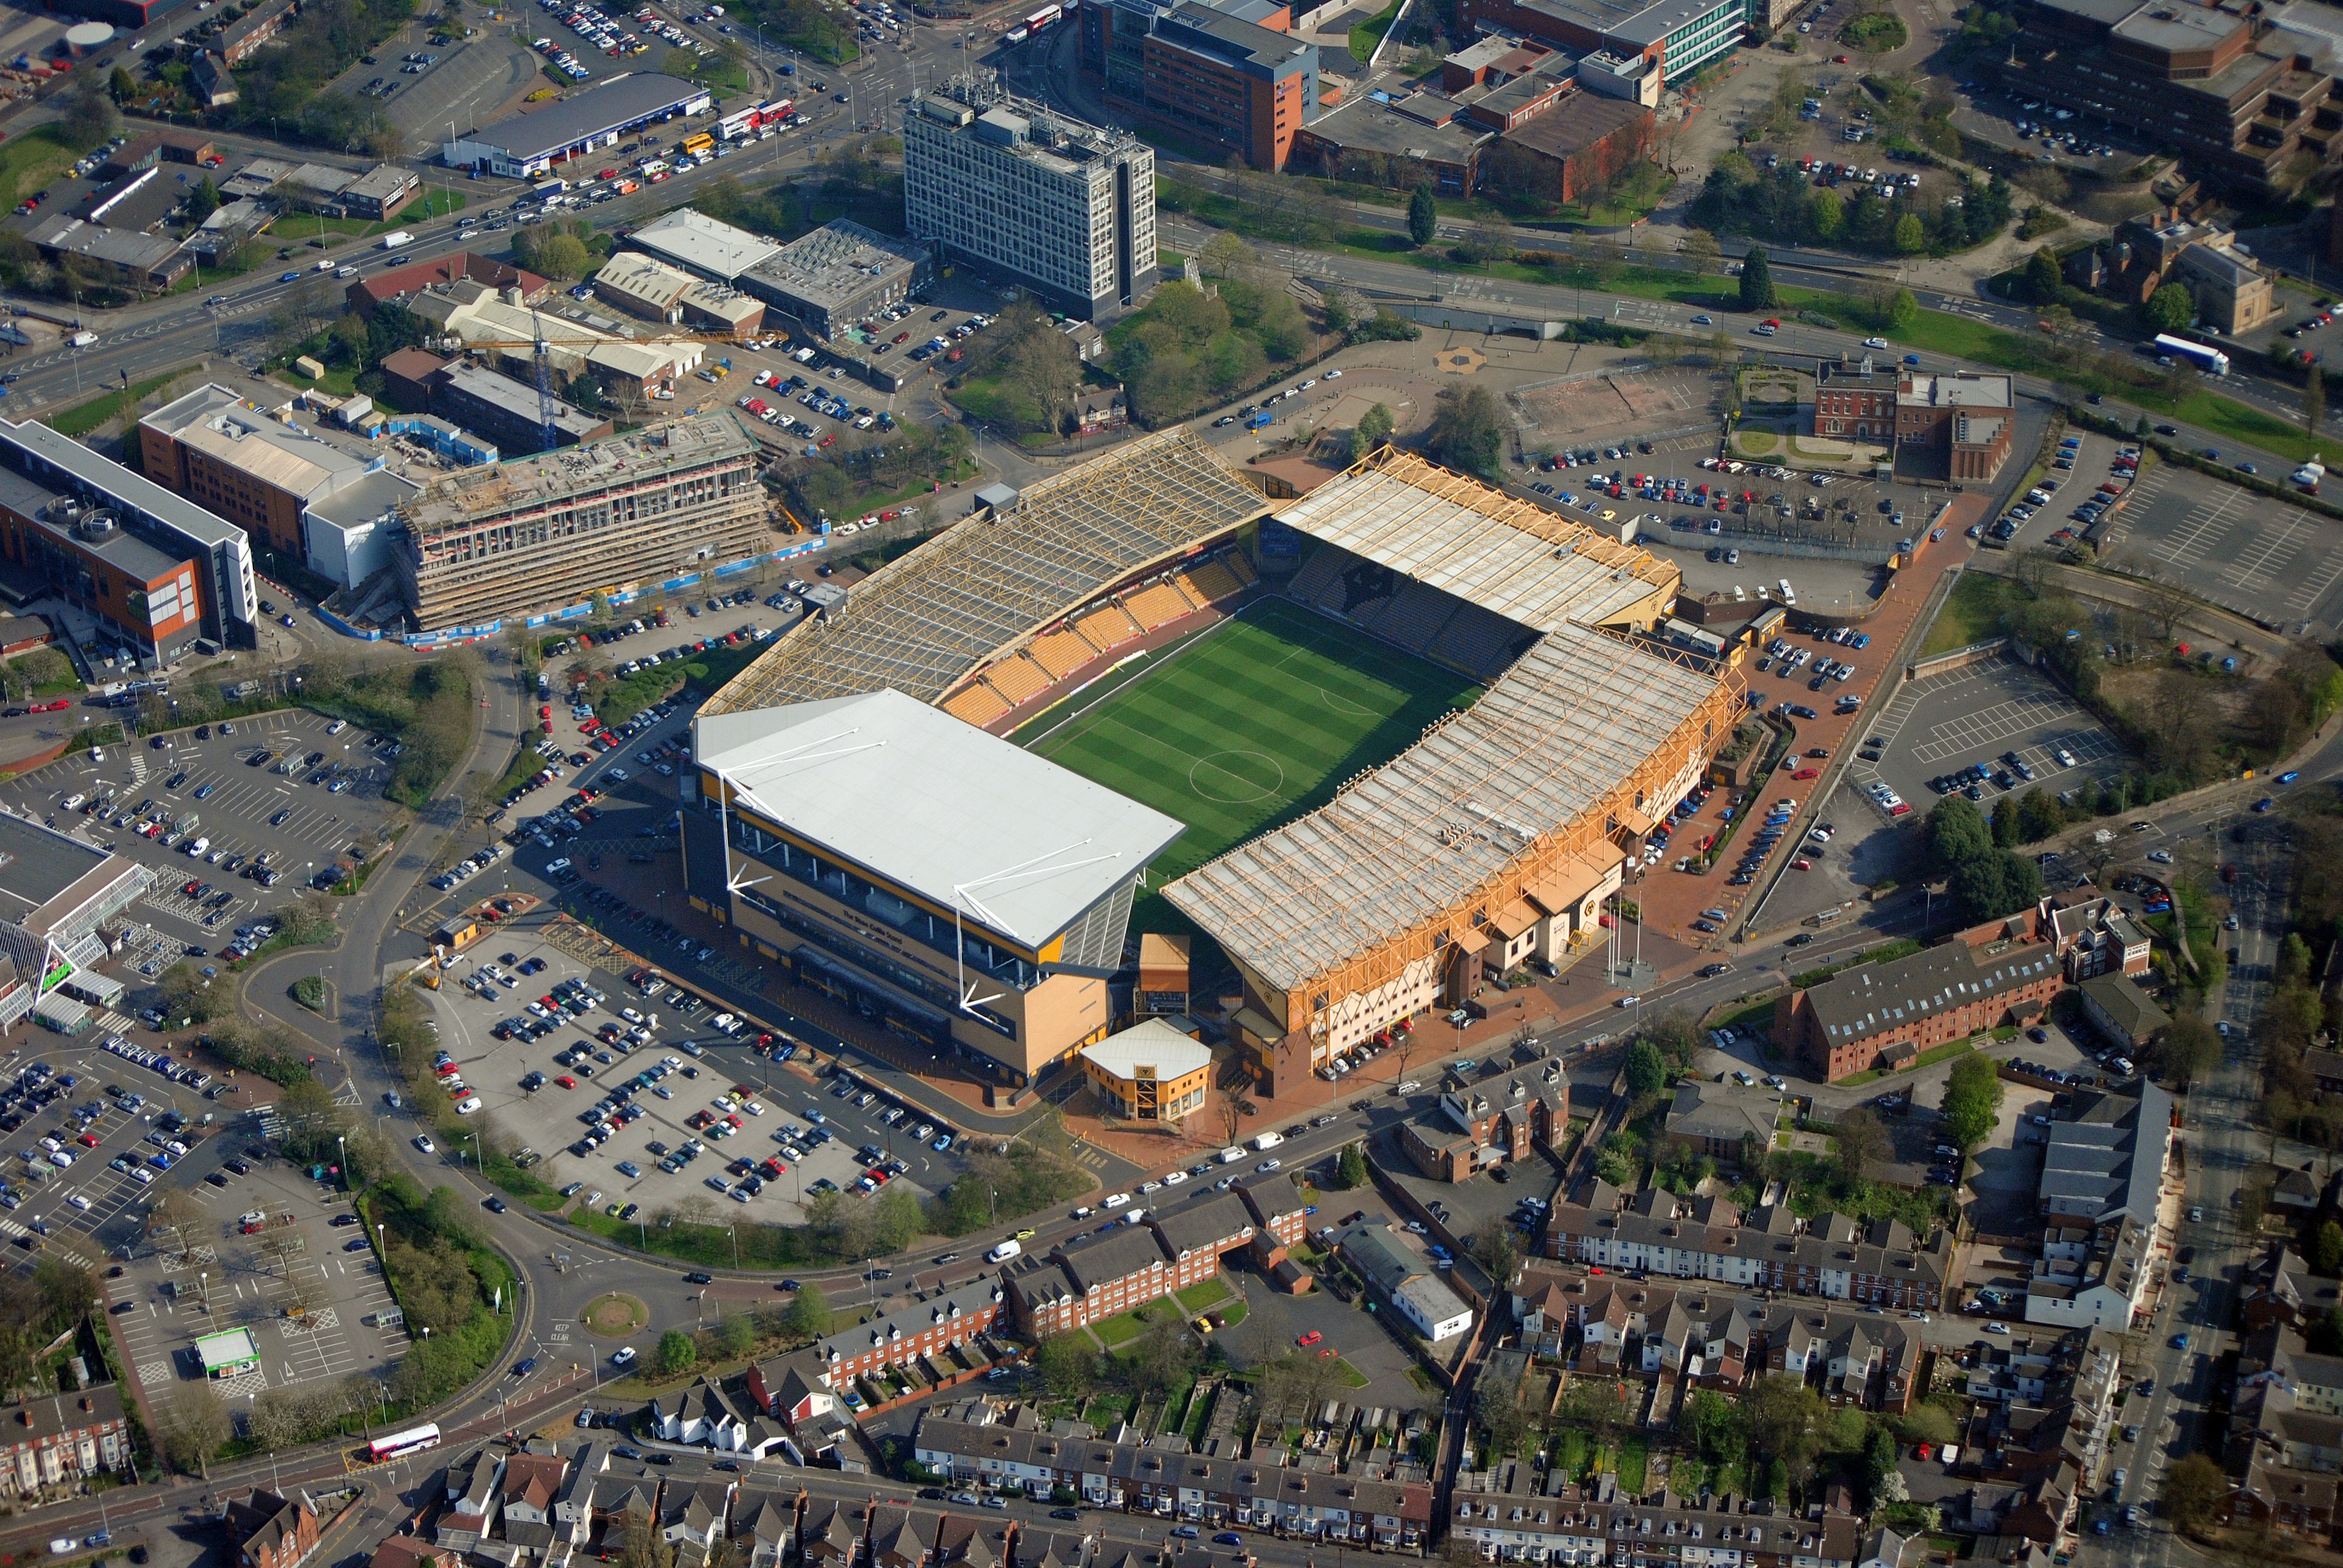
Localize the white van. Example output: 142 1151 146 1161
184 837 210 857
379 230 414 250
985 1238 1022 1263
1250 1131 1284 1152
1101 1191 1130 1209
1217 1146 1247 1164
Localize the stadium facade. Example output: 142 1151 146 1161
690 435 1739 1093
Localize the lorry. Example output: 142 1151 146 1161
2151 333 2229 376
379 230 414 250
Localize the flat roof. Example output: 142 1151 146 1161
308 466 422 529
0 416 247 551
1081 1019 1213 1082
194 1327 261 1368
434 362 610 441
744 220 929 313
695 687 1184 949
1301 95 1491 160
145 384 376 500
626 207 784 282
461 74 708 162
0 814 116 923
400 414 752 538
0 467 185 583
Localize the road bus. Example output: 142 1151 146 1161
682 131 716 157
368 1424 442 1463
2151 333 2230 376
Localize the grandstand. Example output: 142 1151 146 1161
701 426 1272 717
1162 447 1743 1091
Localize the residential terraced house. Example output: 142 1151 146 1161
497 1452 570 1562
911 1400 1434 1546
0 1386 133 1498
1541 1183 1953 1308
229 1491 323 1568
1447 1471 1862 1568
1005 1175 1310 1337
806 1278 1006 1393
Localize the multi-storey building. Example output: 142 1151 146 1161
390 414 772 630
229 1490 323 1568
803 1279 1005 1392
1997 0 2343 201
0 416 258 652
903 79 1158 321
1543 1184 1953 1308
1455 0 1746 83
1777 927 2062 1082
1807 363 2014 482
0 1387 134 1498
1081 0 1320 172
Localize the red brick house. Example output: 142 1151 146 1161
228 1490 321 1568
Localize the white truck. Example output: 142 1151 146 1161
379 230 414 250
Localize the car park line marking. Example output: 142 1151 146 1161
2153 485 2250 571
2229 513 2312 590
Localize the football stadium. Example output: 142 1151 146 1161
683 431 1743 1093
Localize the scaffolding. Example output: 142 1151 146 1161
1161 450 1747 1042
703 427 1270 716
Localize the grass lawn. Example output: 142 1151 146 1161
1346 0 1400 59
1617 1436 1649 1493
277 363 359 396
47 367 202 439
1217 1299 1249 1328
1921 571 2009 656
1021 599 1479 930
270 190 467 243
0 129 82 217
1177 1278 1235 1312
1326 1355 1371 1389
1093 1298 1177 1347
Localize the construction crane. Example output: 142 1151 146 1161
529 309 559 453
444 328 775 422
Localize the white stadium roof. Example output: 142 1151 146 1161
695 689 1183 950
1081 1019 1213 1082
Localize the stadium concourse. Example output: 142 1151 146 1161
685 429 1768 1124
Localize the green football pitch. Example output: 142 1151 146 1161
1019 599 1480 930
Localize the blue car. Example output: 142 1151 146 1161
1213 1536 1244 1547
2281 770 2301 784
278 271 301 283
512 1356 539 1378
2169 1333 2189 1350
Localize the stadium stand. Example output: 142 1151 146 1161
701 427 1272 717
981 653 1055 707
1164 446 1743 1087
1076 604 1144 652
941 684 1011 727
1227 553 1257 587
1028 629 1096 680
1176 559 1242 604
1123 582 1191 632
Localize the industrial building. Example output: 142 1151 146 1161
442 74 714 178
590 251 766 334
27 218 190 292
621 207 784 283
390 414 771 630
903 78 1158 321
399 278 706 392
0 416 258 652
1457 0 1746 82
738 221 934 340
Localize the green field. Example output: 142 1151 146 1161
1021 599 1478 929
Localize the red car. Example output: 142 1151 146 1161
1792 767 1819 780
1793 857 1812 871
1296 1330 1322 1347
556 1075 578 1089
37 700 67 713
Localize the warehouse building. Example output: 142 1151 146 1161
623 206 784 283
442 74 713 178
390 414 770 629
0 417 257 652
903 79 1158 321
591 251 766 334
738 221 934 339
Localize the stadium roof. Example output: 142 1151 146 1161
1165 622 1719 992
1274 449 1676 630
457 74 708 164
703 426 1271 716
1164 451 1729 1001
694 688 1183 949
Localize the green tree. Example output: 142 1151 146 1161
1036 1331 1095 1393
108 65 137 103
2143 283 2195 334
1807 189 1844 243
715 1314 757 1359
1950 849 2043 923
1408 185 1438 247
655 1328 697 1376
2149 1010 2220 1088
1744 1374 1826 1484
56 74 119 151
1833 1106 1889 1184
782 1284 831 1342
1427 385 1506 477
2024 247 2063 303
2161 1451 2226 1534
183 175 221 226
2314 1220 2343 1275
1888 287 1920 331
1924 795 1993 872
1625 1040 1669 1098
1739 246 1777 312
1335 1142 1370 1189
1892 214 1926 253
1942 1051 2003 1150
1351 401 1395 461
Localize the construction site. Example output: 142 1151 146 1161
689 434 1744 1099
